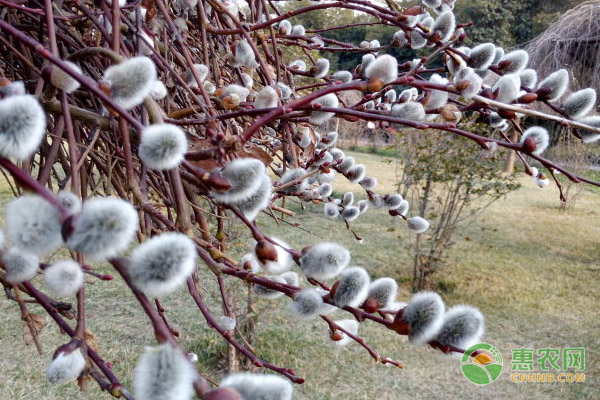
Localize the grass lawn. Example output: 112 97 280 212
1 150 598 399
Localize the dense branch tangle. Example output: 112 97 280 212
0 0 598 399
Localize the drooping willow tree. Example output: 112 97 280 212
1 0 599 398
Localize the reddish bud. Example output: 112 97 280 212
498 109 516 119
330 331 344 341
522 137 537 154
479 87 494 99
517 93 537 104
204 388 243 400
455 79 470 92
255 240 278 263
498 60 512 70
362 298 380 313
403 6 424 16
329 280 340 298
391 310 411 335
205 171 232 192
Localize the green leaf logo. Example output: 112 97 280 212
461 343 503 385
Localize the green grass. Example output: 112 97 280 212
1 151 599 399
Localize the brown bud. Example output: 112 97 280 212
98 80 112 96
535 86 552 100
390 310 410 335
330 331 344 341
403 6 424 16
498 59 512 70
455 79 470 92
255 240 278 263
362 298 380 314
242 260 253 270
329 280 340 298
342 115 360 122
204 388 243 400
214 88 226 97
222 96 238 110
498 108 516 120
367 78 385 93
205 171 232 192
0 77 11 87
517 93 537 104
522 136 537 154
440 103 460 122
479 87 493 99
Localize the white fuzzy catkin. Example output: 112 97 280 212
501 49 529 74
384 89 397 103
576 116 600 143
561 88 596 119
383 194 403 210
347 164 366 183
397 200 410 217
279 168 308 194
288 59 306 72
519 69 538 89
410 27 428 50
44 261 84 297
133 343 195 400
318 183 333 198
223 84 250 103
289 288 324 320
391 102 425 121
357 199 369 214
129 232 196 298
333 266 370 308
291 24 305 36
0 81 25 97
338 156 355 172
234 174 272 221
239 253 261 273
493 73 520 104
332 319 359 346
2 247 39 284
0 95 46 160
434 305 484 351
359 176 377 190
102 56 157 110
254 275 286 299
220 373 293 400
278 20 292 35
255 238 293 274
46 348 86 384
150 81 168 100
279 271 299 286
50 61 82 93
332 70 353 83
66 197 138 260
367 277 398 309
211 158 266 204
468 43 495 71
407 216 430 234
537 69 569 102
342 192 354 207
324 202 339 218
431 11 455 42
183 64 208 87
341 206 360 221
309 93 339 125
254 86 278 109
317 169 336 183
57 191 82 214
231 40 259 68
139 124 187 170
277 82 293 100
401 291 445 344
520 126 549 155
299 242 350 280
364 54 398 84
6 195 62 256
219 316 236 331
312 58 330 79
425 74 449 110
